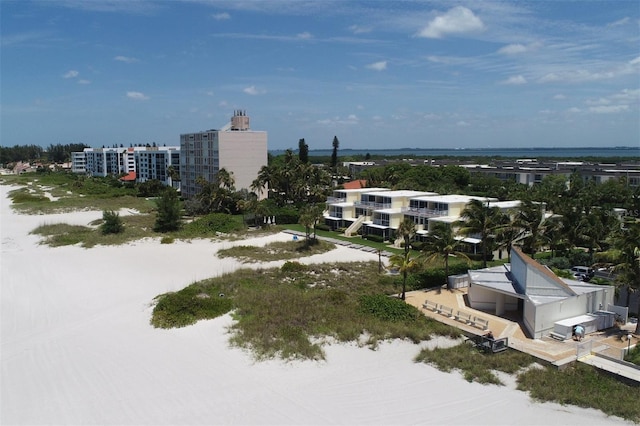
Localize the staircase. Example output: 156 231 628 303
344 216 366 237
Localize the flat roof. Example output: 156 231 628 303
364 190 434 198
409 194 495 203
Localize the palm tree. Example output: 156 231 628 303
609 222 640 334
515 199 547 258
215 168 235 191
494 210 523 262
396 218 416 255
422 223 470 286
457 199 503 268
388 250 420 301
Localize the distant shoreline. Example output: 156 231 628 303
270 146 640 158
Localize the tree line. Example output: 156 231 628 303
0 143 89 164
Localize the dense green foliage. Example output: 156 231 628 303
217 239 335 262
178 212 245 236
154 188 182 232
624 344 640 365
152 286 234 329
151 262 461 360
101 210 124 235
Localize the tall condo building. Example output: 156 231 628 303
180 111 268 199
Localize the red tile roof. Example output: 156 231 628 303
120 171 136 182
342 179 367 189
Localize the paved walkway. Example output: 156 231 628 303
283 230 396 257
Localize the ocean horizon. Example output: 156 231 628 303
269 146 639 158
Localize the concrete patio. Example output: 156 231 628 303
405 287 640 383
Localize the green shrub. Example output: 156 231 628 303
410 241 425 251
281 261 307 273
359 294 419 322
365 234 385 243
152 290 234 328
624 344 640 365
315 223 331 232
160 236 175 244
542 257 571 270
101 210 124 235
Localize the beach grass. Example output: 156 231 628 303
151 261 462 360
31 213 157 247
217 238 335 262
517 362 640 423
414 340 537 385
415 341 640 423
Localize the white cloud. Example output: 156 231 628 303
78 79 91 85
243 86 265 95
501 75 527 85
349 24 372 34
553 94 566 100
610 88 640 102
416 6 484 39
607 17 630 27
585 98 611 106
317 115 359 126
589 105 630 114
63 70 79 79
114 55 138 63
205 91 215 96
567 107 581 113
366 61 387 71
212 12 230 20
126 91 149 100
456 120 470 127
296 32 312 39
497 43 527 55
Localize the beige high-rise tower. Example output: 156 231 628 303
180 111 268 200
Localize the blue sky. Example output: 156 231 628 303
1 0 639 151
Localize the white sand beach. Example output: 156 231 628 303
0 184 634 425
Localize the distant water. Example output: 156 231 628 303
270 146 639 158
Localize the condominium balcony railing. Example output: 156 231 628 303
354 200 392 210
326 196 347 204
400 206 449 217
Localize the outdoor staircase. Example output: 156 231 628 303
344 216 366 237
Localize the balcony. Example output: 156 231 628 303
372 219 390 227
401 206 448 218
326 196 347 204
355 200 392 210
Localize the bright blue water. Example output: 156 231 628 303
269 147 639 158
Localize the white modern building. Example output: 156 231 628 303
180 110 268 200
467 246 617 339
72 146 181 188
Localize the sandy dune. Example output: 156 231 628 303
0 185 633 425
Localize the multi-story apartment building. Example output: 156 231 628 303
325 188 523 259
135 148 181 189
71 152 86 174
72 146 181 188
179 111 268 200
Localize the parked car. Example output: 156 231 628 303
571 266 594 281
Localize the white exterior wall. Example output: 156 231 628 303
71 152 86 174
468 284 519 313
217 131 267 198
530 288 615 339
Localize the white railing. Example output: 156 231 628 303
401 206 449 217
355 201 391 210
326 196 347 204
